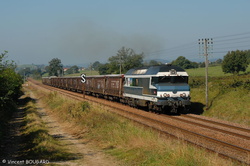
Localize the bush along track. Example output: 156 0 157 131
0 51 23 150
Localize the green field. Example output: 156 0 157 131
186 65 250 77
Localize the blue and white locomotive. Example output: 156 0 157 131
123 64 191 113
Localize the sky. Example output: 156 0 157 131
1 0 250 66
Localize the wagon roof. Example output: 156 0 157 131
125 64 185 75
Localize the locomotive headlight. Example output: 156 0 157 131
163 93 170 97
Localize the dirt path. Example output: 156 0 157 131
27 87 120 166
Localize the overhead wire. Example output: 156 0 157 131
144 31 250 61
212 31 250 39
144 41 197 60
212 32 250 57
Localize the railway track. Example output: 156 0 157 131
184 114 250 133
165 114 250 140
29 79 250 165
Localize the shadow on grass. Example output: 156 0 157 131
21 128 82 162
0 97 34 160
18 96 36 107
189 102 205 115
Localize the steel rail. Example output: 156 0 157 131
162 114 250 140
183 114 250 134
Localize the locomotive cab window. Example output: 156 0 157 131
151 76 188 85
126 78 139 86
173 76 188 83
132 78 139 86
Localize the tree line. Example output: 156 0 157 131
30 47 250 77
91 47 202 75
92 47 250 75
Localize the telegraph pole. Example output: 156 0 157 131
198 38 213 109
119 54 122 74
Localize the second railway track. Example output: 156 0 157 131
29 79 250 165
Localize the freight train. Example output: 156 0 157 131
42 64 191 114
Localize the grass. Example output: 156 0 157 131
187 64 250 125
189 75 250 125
204 88 250 124
29 85 242 166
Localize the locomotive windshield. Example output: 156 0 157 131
151 76 188 85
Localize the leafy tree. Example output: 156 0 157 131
0 51 17 70
92 61 101 70
246 50 250 64
108 47 144 74
215 58 223 64
171 56 198 69
48 58 63 76
66 65 79 74
199 62 205 68
222 50 249 74
18 67 31 78
98 63 109 75
30 68 42 79
0 51 22 113
45 65 50 73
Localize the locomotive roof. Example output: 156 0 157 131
125 64 186 75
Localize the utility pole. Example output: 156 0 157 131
119 54 122 74
198 38 213 109
90 63 92 75
23 68 26 83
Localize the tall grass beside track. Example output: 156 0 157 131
28 85 242 166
